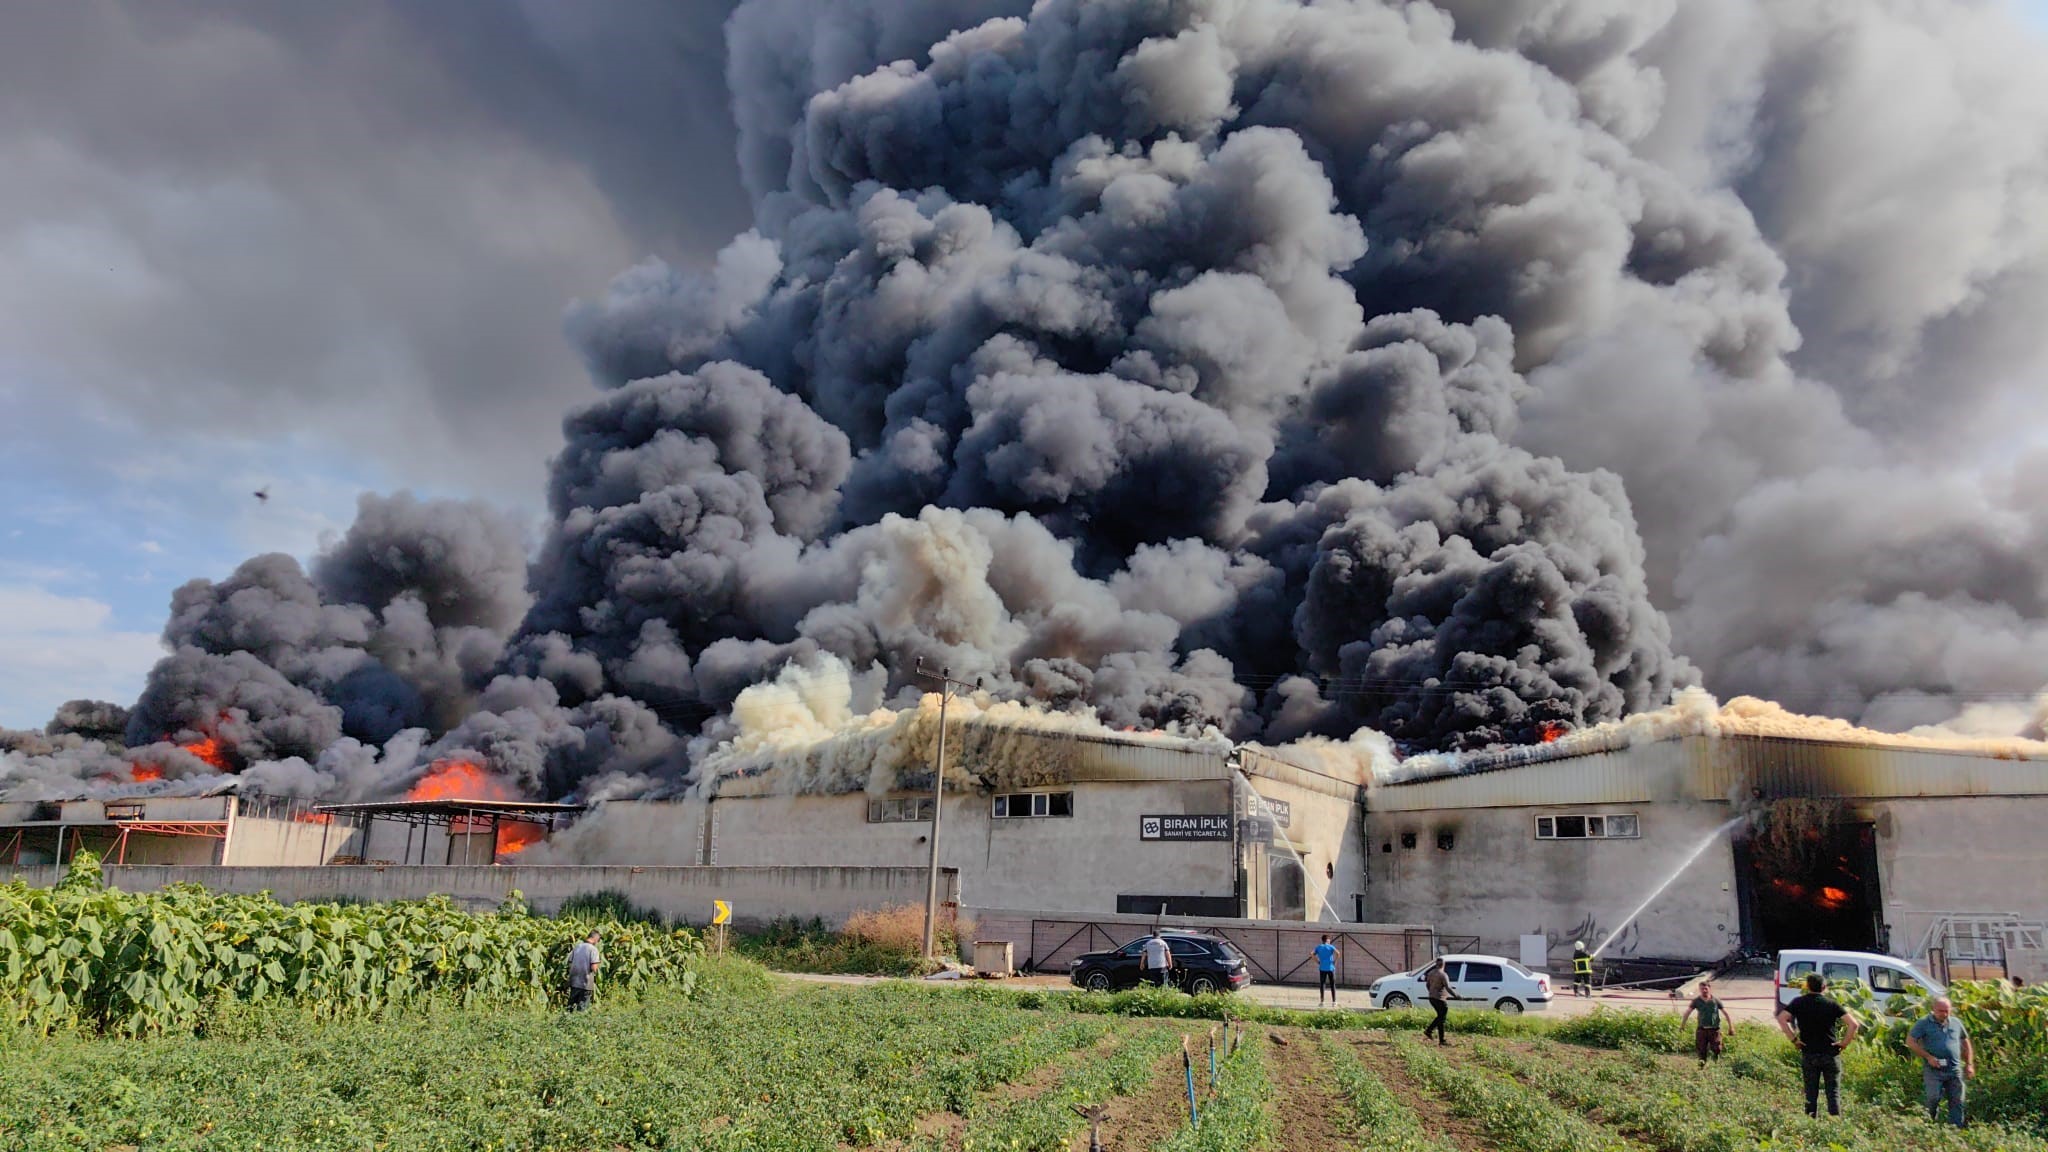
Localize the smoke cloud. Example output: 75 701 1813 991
10 0 2048 804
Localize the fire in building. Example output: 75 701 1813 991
7 699 2043 985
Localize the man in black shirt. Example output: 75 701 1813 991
1775 972 1861 1117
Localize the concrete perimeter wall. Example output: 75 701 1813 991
2 864 956 931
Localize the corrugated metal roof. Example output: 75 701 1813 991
707 725 1231 798
1368 742 1675 811
1371 733 2048 811
1236 747 1364 801
1687 735 2048 801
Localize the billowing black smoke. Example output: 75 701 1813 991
10 0 2048 802
529 0 1697 754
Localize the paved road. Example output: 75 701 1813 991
781 970 1790 1022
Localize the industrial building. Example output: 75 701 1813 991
565 730 1369 922
1365 730 2048 983
10 711 2044 987
0 782 576 870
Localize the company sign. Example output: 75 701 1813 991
1262 798 1291 828
1139 814 1232 842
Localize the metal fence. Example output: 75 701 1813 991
985 910 1459 987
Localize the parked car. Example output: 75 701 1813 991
1068 931 1252 994
1368 954 1553 1014
1775 949 1943 1013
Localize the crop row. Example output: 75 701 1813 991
1468 1036 2048 1152
959 1021 1181 1152
1155 1027 1275 1152
1392 1033 1629 1152
1 857 702 1035
1314 1034 1459 1152
2 975 1110 1151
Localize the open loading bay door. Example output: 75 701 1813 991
1736 804 1882 953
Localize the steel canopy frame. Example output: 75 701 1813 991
311 799 586 866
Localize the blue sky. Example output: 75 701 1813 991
0 362 394 727
0 3 748 731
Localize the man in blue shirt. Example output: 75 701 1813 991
1904 997 1974 1127
1313 934 1340 1006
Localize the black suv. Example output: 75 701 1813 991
1067 932 1252 995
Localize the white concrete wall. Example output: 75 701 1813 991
1873 796 2048 983
225 815 366 867
2 863 955 930
1366 800 1742 966
1241 775 1363 922
700 781 1241 914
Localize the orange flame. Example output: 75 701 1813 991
294 811 334 825
1817 886 1851 910
180 735 231 771
495 821 545 859
1537 721 1569 743
129 763 163 783
405 758 514 803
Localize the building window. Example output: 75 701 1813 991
1536 813 1640 840
867 797 935 823
1436 831 1455 852
993 791 1072 819
1399 831 1417 850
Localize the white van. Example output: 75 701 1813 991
1776 949 1944 1010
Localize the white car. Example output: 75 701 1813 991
1775 949 1943 1014
1368 953 1555 1014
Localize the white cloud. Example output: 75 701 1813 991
0 584 163 729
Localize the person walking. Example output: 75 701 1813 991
1422 957 1456 1045
1139 931 1173 989
1572 941 1594 998
566 928 602 1011
1313 934 1340 1007
1904 996 1974 1127
1776 973 1860 1117
1681 980 1727 1063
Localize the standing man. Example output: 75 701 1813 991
1681 980 1727 1064
1422 958 1456 1045
1776 973 1860 1117
566 928 602 1011
1572 941 1594 998
1904 997 1974 1127
1139 931 1173 989
1313 934 1340 1007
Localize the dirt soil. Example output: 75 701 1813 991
1261 1028 1363 1150
1341 1031 1494 1151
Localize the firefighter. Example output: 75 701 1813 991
1572 940 1594 997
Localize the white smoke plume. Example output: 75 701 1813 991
10 0 2048 804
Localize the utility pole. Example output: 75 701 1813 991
916 660 980 960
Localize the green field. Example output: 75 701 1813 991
9 963 2048 1152
9 862 2044 1151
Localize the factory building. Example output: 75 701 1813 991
563 730 1370 921
13 713 2043 989
0 783 572 870
3 782 346 868
1365 731 2048 983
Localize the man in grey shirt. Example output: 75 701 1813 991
567 929 602 1011
1138 932 1173 988
1904 997 1974 1127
